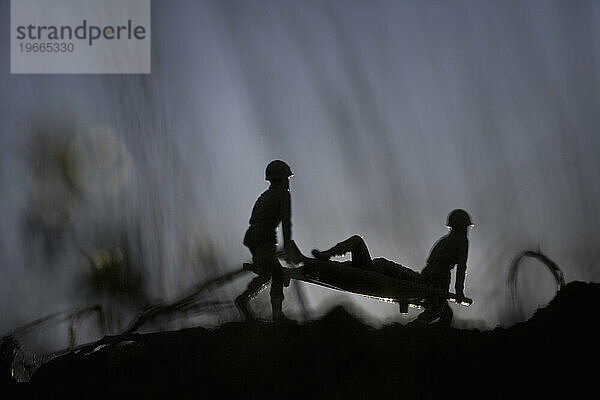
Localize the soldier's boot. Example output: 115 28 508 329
415 309 442 325
235 294 254 321
243 262 260 274
311 244 348 261
311 249 331 261
312 235 365 261
436 304 453 327
271 298 295 324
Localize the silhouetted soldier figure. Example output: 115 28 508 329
235 160 294 322
416 209 472 325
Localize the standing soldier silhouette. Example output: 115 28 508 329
235 160 294 322
416 209 473 326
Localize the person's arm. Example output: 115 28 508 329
280 189 292 248
455 238 468 298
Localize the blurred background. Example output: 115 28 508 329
1 0 599 359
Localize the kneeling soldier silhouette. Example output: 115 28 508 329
415 209 473 326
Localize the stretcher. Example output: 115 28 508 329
243 241 473 314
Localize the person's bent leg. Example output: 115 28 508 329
313 235 372 268
236 245 275 320
250 244 289 322
417 294 443 323
235 274 270 320
269 258 286 321
417 274 451 324
437 272 454 326
438 301 454 326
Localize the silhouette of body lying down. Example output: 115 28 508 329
311 235 420 282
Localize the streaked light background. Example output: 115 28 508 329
1 0 599 353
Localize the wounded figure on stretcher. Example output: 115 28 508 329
308 214 470 325
311 235 421 282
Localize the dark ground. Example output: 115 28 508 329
4 281 599 399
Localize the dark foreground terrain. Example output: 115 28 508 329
6 281 600 399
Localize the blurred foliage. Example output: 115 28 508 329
22 121 82 260
23 120 133 262
83 245 148 308
28 125 82 197
73 222 150 335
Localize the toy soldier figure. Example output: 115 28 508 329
235 160 294 322
416 209 473 326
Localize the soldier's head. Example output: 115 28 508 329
446 209 473 233
265 160 293 187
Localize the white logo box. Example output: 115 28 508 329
11 0 151 74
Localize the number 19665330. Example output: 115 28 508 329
19 42 74 52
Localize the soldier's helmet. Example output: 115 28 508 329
265 160 293 182
446 209 473 228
